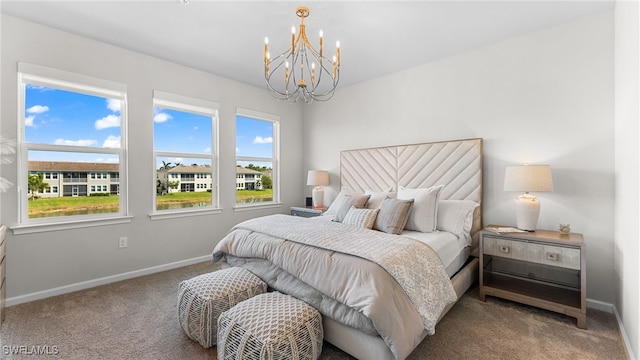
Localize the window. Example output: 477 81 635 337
235 108 279 206
153 91 219 214
17 63 128 227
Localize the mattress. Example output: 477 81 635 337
314 214 469 278
401 230 470 277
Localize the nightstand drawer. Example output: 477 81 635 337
483 235 580 270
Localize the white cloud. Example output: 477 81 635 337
95 114 120 130
54 138 98 147
204 147 211 153
102 135 121 148
25 115 35 127
253 136 273 144
26 105 49 114
106 99 121 113
154 112 172 123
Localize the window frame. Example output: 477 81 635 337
234 108 281 211
149 90 220 220
12 63 130 235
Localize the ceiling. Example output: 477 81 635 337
0 1 615 89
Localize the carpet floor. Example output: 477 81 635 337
0 261 628 360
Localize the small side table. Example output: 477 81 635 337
479 227 586 329
290 206 325 218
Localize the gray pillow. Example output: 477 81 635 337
333 194 371 223
374 198 414 235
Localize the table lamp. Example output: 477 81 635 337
504 164 554 231
306 170 329 209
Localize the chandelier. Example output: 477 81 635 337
264 6 341 103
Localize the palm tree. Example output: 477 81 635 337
28 172 49 200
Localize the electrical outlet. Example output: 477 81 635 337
119 236 128 249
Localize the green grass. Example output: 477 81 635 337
28 189 274 217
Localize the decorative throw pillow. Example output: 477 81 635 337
397 185 444 233
437 200 480 245
333 194 371 223
324 188 363 217
373 198 414 235
365 189 397 209
342 207 380 229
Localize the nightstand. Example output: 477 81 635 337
479 227 586 329
290 206 325 218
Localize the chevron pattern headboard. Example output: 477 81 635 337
340 138 483 239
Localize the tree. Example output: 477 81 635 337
159 161 173 171
261 175 272 189
28 172 49 200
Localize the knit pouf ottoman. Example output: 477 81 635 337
177 267 267 348
217 292 323 360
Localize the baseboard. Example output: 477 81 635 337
6 255 212 307
587 297 615 312
587 298 637 360
613 304 638 360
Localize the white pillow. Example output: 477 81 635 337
364 189 396 209
343 206 380 229
437 200 480 245
324 188 363 217
397 185 444 232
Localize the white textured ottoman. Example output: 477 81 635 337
177 267 267 348
217 292 323 360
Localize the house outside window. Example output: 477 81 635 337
153 91 219 214
235 108 279 206
17 63 128 226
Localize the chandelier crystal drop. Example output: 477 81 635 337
264 6 341 103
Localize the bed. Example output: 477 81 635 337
212 138 483 360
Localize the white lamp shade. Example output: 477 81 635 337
306 170 329 186
504 165 553 192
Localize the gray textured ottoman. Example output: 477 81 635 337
177 267 267 348
217 292 323 360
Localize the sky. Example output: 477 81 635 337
25 85 274 169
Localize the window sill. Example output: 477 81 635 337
11 216 134 235
233 202 282 212
149 207 223 221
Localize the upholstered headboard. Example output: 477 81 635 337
340 138 483 247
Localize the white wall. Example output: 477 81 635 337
615 0 640 357
304 11 615 304
0 15 304 300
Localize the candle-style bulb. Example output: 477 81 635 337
265 37 269 45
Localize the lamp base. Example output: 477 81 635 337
312 186 324 209
514 195 540 231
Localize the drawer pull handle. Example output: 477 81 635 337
546 252 559 261
499 245 510 254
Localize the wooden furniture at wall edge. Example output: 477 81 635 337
0 224 7 327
